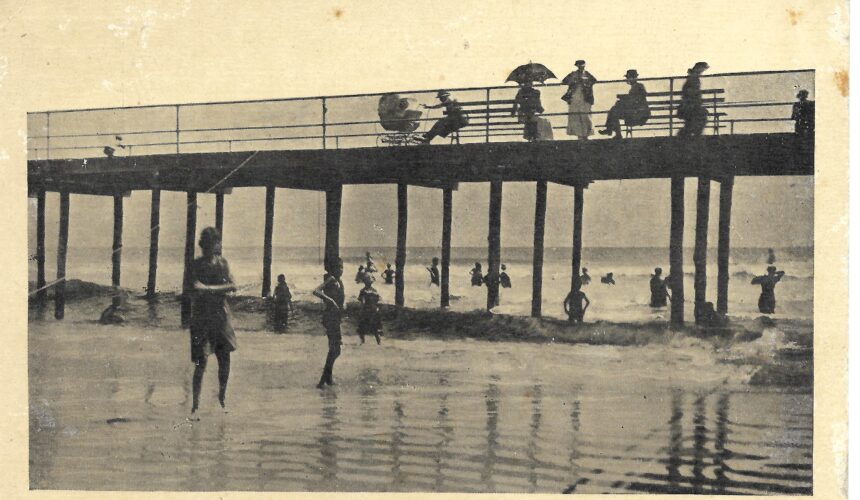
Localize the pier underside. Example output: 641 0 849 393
29 133 812 195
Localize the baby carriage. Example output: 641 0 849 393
377 94 424 146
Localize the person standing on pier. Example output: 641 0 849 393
357 274 383 345
751 266 785 314
382 263 395 285
599 69 650 139
417 90 469 143
273 274 293 332
189 227 237 414
792 90 814 139
314 258 345 388
564 278 590 323
427 257 440 286
562 60 597 140
649 267 670 308
512 81 545 142
677 62 710 138
470 262 484 287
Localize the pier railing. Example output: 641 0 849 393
27 69 813 160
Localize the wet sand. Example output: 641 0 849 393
29 293 812 493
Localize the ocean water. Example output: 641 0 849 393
30 245 812 323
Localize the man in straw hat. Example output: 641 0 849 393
599 69 651 139
677 61 710 138
416 90 469 143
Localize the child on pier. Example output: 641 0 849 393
189 227 237 414
358 274 383 345
564 278 590 323
273 274 293 332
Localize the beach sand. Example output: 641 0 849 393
28 284 812 493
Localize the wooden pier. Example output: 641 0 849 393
29 128 813 325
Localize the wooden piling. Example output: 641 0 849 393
215 191 225 235
571 185 584 290
717 176 734 315
693 177 711 324
669 176 685 325
441 187 452 308
54 191 70 320
531 181 547 317
112 194 123 306
262 186 275 297
181 191 197 327
487 180 502 310
146 189 160 299
35 188 46 304
395 183 408 307
324 185 342 271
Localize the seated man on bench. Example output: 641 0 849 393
599 69 650 139
416 90 469 143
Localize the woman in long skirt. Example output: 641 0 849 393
562 60 597 140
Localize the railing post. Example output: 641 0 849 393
175 105 180 154
321 98 328 149
485 88 491 143
45 112 51 160
668 78 674 137
712 95 719 135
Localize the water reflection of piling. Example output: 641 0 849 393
390 400 406 488
527 384 543 492
667 390 684 486
481 381 500 491
691 395 708 493
713 393 730 494
434 374 452 491
317 390 339 483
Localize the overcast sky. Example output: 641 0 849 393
9 1 826 251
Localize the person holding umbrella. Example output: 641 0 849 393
507 63 555 141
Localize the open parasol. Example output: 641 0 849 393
506 63 557 84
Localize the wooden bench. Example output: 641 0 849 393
615 88 726 137
444 99 520 143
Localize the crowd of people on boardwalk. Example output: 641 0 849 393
408 60 813 145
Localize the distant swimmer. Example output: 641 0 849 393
273 274 293 332
355 265 367 284
381 263 395 285
564 278 590 323
470 262 484 287
751 266 785 314
427 257 440 286
365 252 377 273
357 274 383 345
580 267 591 285
649 267 670 307
767 248 776 265
600 272 616 285
499 264 512 289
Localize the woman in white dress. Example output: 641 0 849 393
562 60 597 140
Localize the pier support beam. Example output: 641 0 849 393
54 192 70 320
146 189 160 299
441 187 452 308
395 183 408 307
181 192 197 327
571 185 584 290
324 185 342 270
215 192 225 235
35 189 46 304
693 177 710 324
261 186 275 297
531 181 547 317
111 195 123 306
487 181 502 310
717 176 734 315
669 176 685 325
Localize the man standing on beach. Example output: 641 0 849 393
189 227 237 415
313 258 345 388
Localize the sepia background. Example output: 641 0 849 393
1 0 848 498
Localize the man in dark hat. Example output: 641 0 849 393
599 69 651 139
677 62 710 138
416 90 470 143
